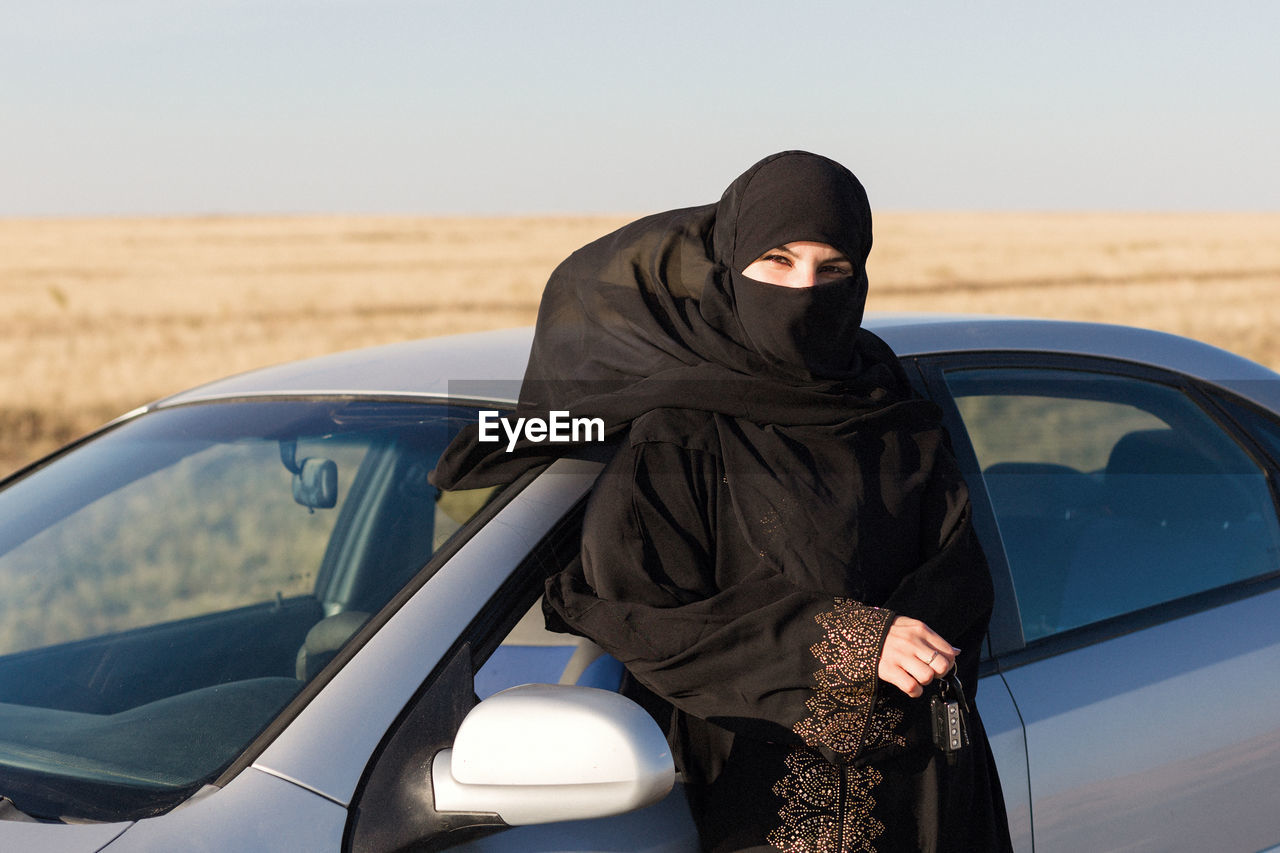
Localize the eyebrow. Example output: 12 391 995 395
773 243 852 264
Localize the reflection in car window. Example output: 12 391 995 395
946 368 1280 642
0 400 501 821
0 440 358 654
475 598 625 699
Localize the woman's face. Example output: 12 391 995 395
740 241 854 288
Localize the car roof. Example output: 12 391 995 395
157 314 1280 412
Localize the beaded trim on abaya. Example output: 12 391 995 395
793 601 899 755
768 749 885 853
768 600 903 852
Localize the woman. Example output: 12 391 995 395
433 151 1012 852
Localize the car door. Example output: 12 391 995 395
918 353 1280 853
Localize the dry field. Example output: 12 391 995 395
3 213 1279 475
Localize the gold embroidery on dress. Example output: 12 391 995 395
792 599 894 756
767 748 885 853
863 693 907 751
768 600 898 851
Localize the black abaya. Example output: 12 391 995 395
545 405 1009 851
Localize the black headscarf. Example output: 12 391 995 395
432 150 938 497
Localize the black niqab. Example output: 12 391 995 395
718 153 874 378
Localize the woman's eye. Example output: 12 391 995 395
762 254 792 266
820 264 851 275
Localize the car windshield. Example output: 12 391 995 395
0 398 500 822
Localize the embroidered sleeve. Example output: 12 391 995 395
792 598 904 760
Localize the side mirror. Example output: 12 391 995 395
432 683 674 826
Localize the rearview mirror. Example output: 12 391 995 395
292 457 337 509
432 683 674 826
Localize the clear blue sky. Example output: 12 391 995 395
3 0 1277 215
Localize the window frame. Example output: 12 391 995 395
911 351 1280 667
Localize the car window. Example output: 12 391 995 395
0 399 503 822
1209 390 1280 469
945 367 1280 642
475 598 625 699
476 600 574 698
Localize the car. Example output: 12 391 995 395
1 315 1279 852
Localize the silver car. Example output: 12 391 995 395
2 316 1279 852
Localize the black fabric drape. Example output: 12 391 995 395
430 151 916 493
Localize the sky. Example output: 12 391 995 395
2 0 1277 216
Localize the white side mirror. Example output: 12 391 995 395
432 683 674 826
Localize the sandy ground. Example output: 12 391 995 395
3 212 1278 473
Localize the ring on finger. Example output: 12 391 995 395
921 650 938 666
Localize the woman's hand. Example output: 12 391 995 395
878 616 958 698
